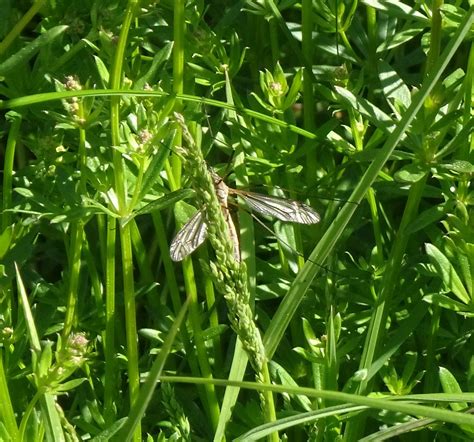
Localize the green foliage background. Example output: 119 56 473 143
0 0 473 441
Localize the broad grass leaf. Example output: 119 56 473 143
422 293 473 314
126 189 194 223
361 0 428 22
93 55 109 85
0 423 12 442
283 68 302 110
394 164 428 183
0 226 13 259
173 200 199 225
0 26 68 76
256 282 290 300
89 418 127 441
405 203 451 235
439 367 468 411
335 86 395 132
439 366 474 437
137 138 176 203
378 59 411 113
425 243 470 304
134 42 173 90
430 110 464 133
37 342 53 380
55 378 87 392
270 360 313 411
439 160 474 174
377 25 426 52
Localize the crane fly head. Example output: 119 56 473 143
208 167 230 205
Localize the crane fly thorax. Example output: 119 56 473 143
209 168 230 208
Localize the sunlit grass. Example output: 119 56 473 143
0 1 473 441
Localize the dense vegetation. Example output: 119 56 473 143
0 0 473 440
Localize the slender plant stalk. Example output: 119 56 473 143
104 215 117 425
62 222 84 338
301 0 318 185
170 0 221 429
203 255 224 372
365 3 377 98
63 98 86 339
175 113 278 441
0 349 19 440
1 113 21 406
269 19 279 65
2 113 21 230
183 256 221 431
108 1 140 440
425 0 443 76
0 0 46 55
214 72 260 441
172 0 184 182
153 212 210 381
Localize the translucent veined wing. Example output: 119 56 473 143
170 210 208 261
232 190 320 224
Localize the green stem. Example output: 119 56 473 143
2 113 21 230
301 0 317 185
63 106 87 340
260 363 278 442
62 222 84 338
0 0 46 55
366 188 384 266
128 158 146 212
301 0 315 129
119 224 140 416
425 0 443 77
165 158 221 428
183 259 221 431
269 19 279 65
365 3 377 66
108 1 140 440
349 108 384 265
104 216 117 425
424 306 441 394
0 349 19 441
18 390 42 441
365 3 378 101
152 213 204 371
172 0 185 183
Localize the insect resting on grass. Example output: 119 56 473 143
169 168 321 262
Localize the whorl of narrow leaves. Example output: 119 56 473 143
174 112 266 373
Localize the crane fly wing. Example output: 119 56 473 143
233 190 321 224
170 210 208 261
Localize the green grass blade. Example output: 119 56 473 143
263 6 474 359
117 297 190 442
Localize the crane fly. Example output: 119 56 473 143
169 169 321 262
